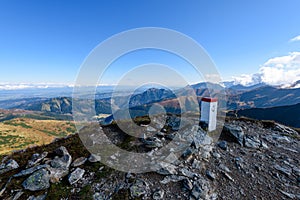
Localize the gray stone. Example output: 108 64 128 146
22 169 50 191
50 154 72 169
182 147 193 159
190 179 210 200
244 135 261 148
206 170 216 180
164 152 180 165
12 191 23 200
27 194 47 200
261 141 269 149
0 159 19 175
130 179 148 198
274 123 298 135
68 168 85 185
157 162 177 175
88 154 101 163
235 157 244 170
274 164 292 176
223 124 244 146
218 141 228 150
71 157 87 167
166 115 180 131
27 152 48 168
125 172 136 183
152 189 164 200
278 190 296 199
192 129 212 149
180 168 197 178
144 137 163 148
219 164 231 173
165 133 176 140
156 132 165 137
199 145 213 159
47 166 69 183
14 164 49 178
212 152 221 159
191 184 202 199
182 178 193 191
46 147 72 183
93 192 106 200
192 159 202 170
160 175 186 184
0 177 12 196
54 146 69 156
272 134 291 143
146 126 157 132
51 146 72 169
222 172 234 182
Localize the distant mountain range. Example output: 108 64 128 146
0 80 299 127
227 85 300 109
227 83 267 92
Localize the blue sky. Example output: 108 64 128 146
1 0 300 86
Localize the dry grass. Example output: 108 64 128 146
0 118 76 155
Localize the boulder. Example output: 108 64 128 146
130 179 149 198
22 169 50 191
223 124 244 146
14 164 49 178
48 146 72 182
71 157 87 167
27 152 48 168
68 168 85 185
51 154 72 169
47 167 70 183
0 159 19 175
192 132 212 149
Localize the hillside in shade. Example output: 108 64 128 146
231 103 300 128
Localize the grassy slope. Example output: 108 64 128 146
0 118 76 155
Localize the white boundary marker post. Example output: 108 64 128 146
200 97 218 132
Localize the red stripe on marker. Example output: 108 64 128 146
201 97 218 102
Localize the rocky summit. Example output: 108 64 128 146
0 116 299 200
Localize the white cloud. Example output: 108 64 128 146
290 35 300 42
233 52 300 86
233 74 255 86
0 82 119 90
0 83 74 90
